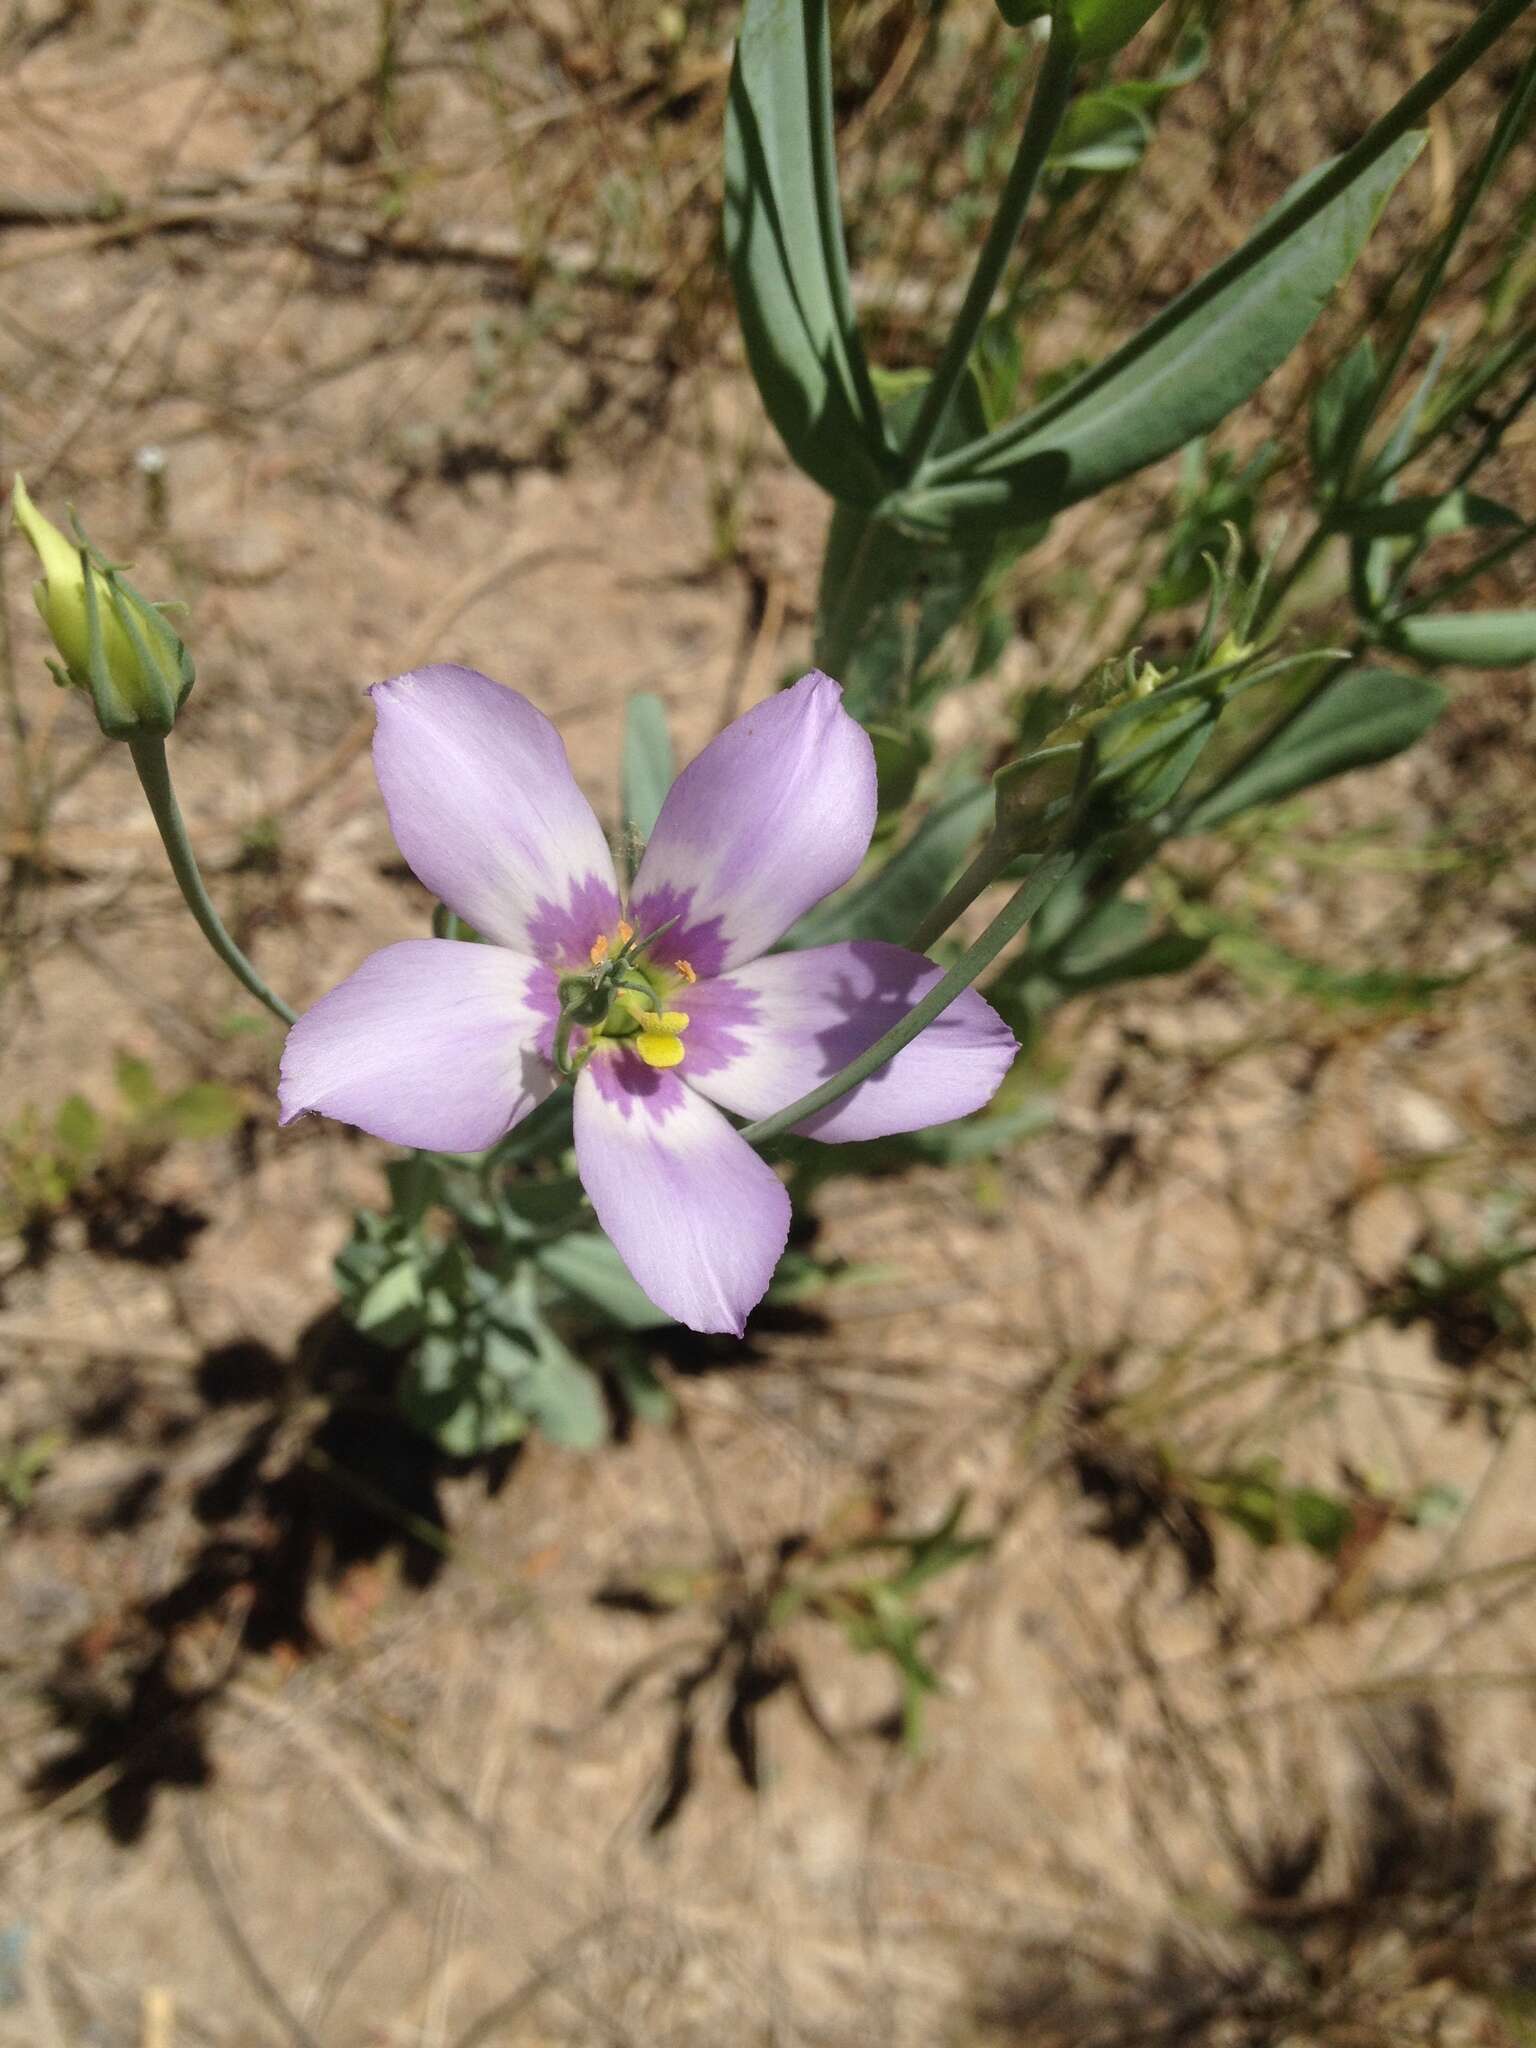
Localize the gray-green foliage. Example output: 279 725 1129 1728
334 1149 667 1455
369 0 1529 1449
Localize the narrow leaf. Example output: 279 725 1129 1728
1181 667 1445 831
1309 337 1377 482
621 692 674 873
725 0 891 505
1336 491 1522 540
1386 610 1536 668
536 1230 675 1331
899 135 1424 534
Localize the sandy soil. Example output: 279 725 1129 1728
2 1 1535 2042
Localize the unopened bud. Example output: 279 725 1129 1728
993 0 1168 59
10 474 193 740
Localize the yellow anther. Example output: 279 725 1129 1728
655 1010 689 1032
589 933 610 965
616 919 634 946
674 958 697 985
635 1031 685 1069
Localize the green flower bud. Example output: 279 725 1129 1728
1069 0 1167 60
10 474 194 740
993 0 1168 60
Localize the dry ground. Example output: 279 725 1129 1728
1 1 1535 2042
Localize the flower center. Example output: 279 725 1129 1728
553 920 697 1076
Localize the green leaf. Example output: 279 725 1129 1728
621 692 674 859
788 780 993 948
899 134 1424 535
869 723 933 823
1047 896 1209 989
1286 1487 1353 1559
354 1261 428 1346
1309 337 1377 482
504 1317 609 1449
1181 667 1446 832
611 1351 674 1426
1208 925 1463 1012
500 1175 586 1234
815 370 1043 720
1362 332 1449 488
1113 26 1208 103
334 1233 394 1301
909 1096 1056 1161
535 1230 674 1330
54 1094 102 1158
883 1493 990 1596
1070 0 1169 60
1335 490 1522 540
401 1333 530 1455
386 1153 443 1229
114 1052 158 1115
162 1082 244 1141
724 0 891 505
1047 90 1152 175
1385 609 1536 668
1086 672 1228 826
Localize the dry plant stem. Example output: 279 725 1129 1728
740 850 1073 1147
127 736 297 1026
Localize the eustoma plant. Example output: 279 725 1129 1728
10 0 1533 1454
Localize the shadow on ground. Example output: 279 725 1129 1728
26 1311 466 1844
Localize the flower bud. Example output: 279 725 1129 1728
993 0 1168 60
1068 0 1167 60
10 474 193 740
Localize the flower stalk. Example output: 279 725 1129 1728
739 849 1074 1148
128 735 297 1027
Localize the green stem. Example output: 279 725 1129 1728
1162 647 1359 837
921 0 1536 489
1368 324 1536 494
900 7 1079 474
128 735 297 1026
907 829 1021 954
1255 520 1334 637
805 0 886 447
814 511 882 681
740 850 1074 1148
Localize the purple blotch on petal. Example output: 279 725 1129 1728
682 940 1017 1143
583 1044 689 1117
626 882 730 983
677 973 761 1081
525 871 624 970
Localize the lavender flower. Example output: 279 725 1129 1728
280 666 1015 1334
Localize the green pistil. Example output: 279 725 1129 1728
553 948 677 1077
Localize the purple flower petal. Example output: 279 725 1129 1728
372 664 620 964
279 939 557 1152
683 941 1017 1142
628 671 876 975
573 1049 790 1335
